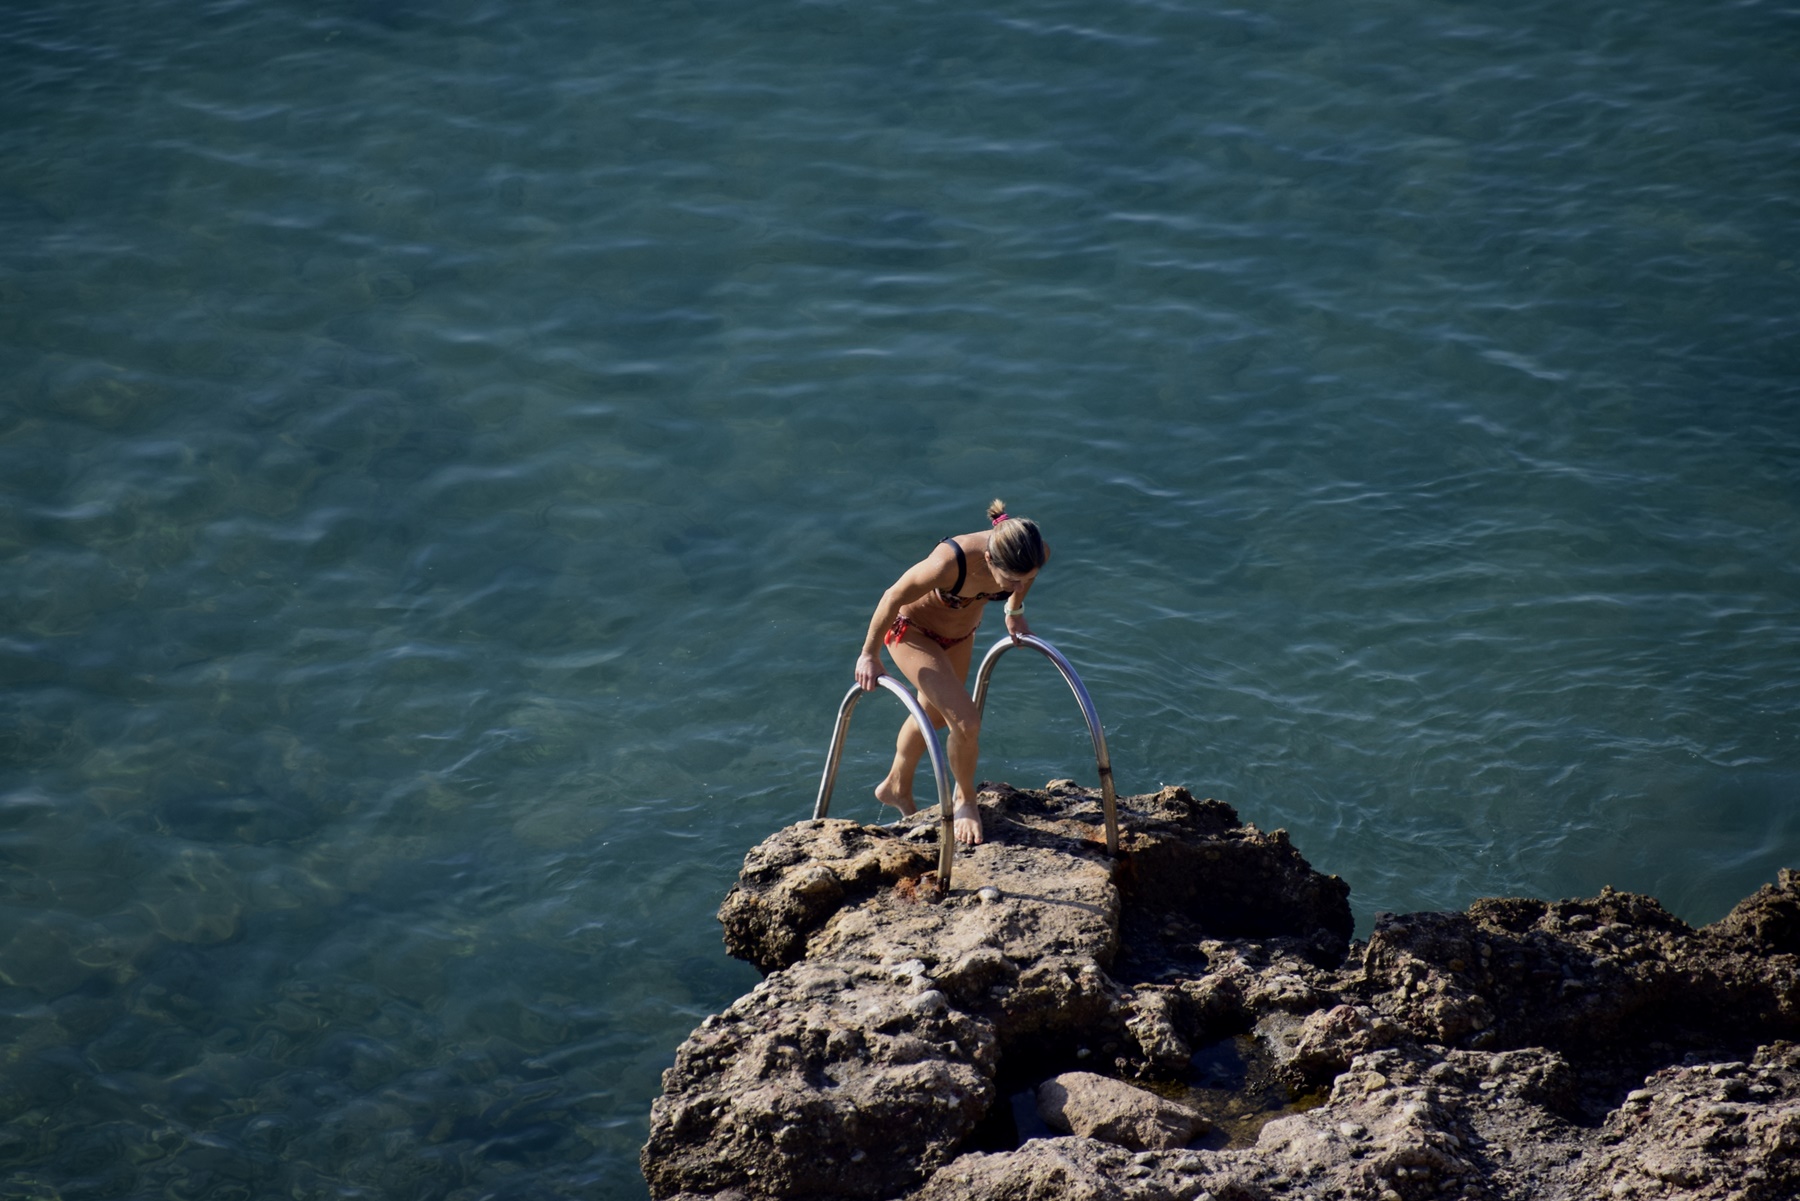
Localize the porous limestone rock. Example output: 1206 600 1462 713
640 958 997 1200
1036 1071 1209 1149
718 820 936 973
644 783 1800 1201
904 1136 1262 1201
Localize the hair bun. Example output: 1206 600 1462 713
986 506 1047 573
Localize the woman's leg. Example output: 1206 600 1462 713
874 696 939 817
882 634 984 845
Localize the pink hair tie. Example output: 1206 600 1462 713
991 512 1009 525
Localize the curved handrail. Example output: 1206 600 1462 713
813 676 957 884
971 633 1119 853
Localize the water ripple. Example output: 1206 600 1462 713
1 0 1797 1197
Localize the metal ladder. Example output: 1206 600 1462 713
812 633 1119 889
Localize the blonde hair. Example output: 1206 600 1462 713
986 498 1047 574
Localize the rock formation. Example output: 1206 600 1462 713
642 781 1800 1201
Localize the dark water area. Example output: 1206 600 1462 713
2 0 1797 1196
1180 1034 1328 1150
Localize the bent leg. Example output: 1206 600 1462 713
886 635 984 845
875 695 944 818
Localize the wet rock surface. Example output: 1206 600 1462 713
644 784 1800 1201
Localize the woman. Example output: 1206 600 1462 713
855 499 1049 845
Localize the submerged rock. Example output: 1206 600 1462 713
642 787 1800 1201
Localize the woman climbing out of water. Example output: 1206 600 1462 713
855 498 1049 846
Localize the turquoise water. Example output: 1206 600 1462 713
2 0 1797 1195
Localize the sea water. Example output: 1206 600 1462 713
2 0 1796 1196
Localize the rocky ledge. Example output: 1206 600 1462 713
641 782 1800 1201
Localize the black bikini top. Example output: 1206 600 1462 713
936 537 1012 609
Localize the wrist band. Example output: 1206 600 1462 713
1004 606 1024 616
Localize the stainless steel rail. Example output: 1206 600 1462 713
971 633 1119 854
811 635 1118 885
812 675 956 883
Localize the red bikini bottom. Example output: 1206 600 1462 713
884 615 970 651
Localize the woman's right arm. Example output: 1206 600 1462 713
855 552 950 690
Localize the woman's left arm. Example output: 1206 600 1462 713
1002 579 1034 642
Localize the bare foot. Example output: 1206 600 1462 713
875 778 917 818
953 802 983 846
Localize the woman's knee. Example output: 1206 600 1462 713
942 709 981 741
